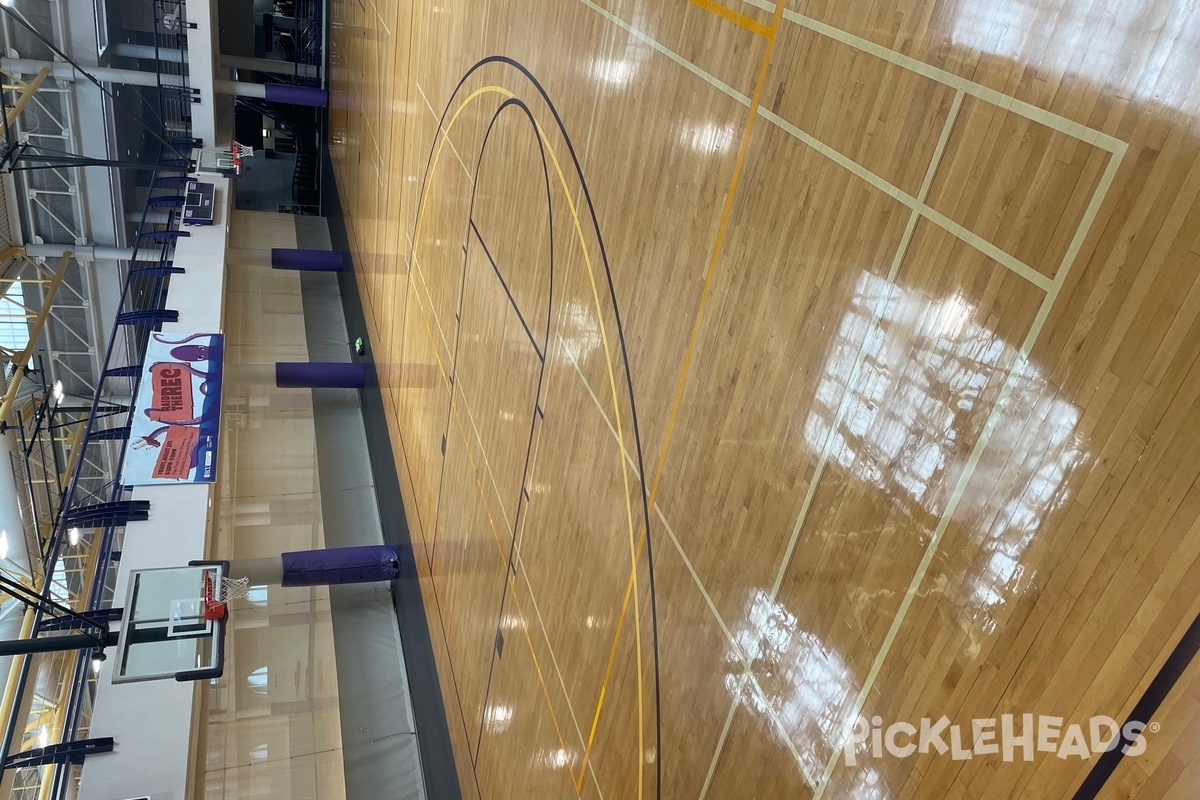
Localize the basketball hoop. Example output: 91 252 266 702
202 572 249 620
230 141 254 173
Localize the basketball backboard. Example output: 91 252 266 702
113 562 228 683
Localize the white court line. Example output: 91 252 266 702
577 0 752 106
513 554 608 799
557 332 822 787
575 0 1068 294
375 0 392 36
1052 138 1130 293
698 87 970 794
416 82 476 184
740 0 1124 154
697 673 748 800
410 241 612 800
808 130 1127 800
767 89 966 607
758 107 1055 293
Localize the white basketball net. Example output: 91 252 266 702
231 141 254 160
214 575 251 602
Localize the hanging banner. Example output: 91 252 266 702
125 332 224 485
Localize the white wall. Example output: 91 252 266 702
78 177 231 800
185 0 220 146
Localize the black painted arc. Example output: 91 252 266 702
470 220 546 362
1071 610 1200 798
415 56 662 798
456 97 555 763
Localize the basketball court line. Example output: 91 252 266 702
494 24 627 758
375 8 1133 795
687 0 773 38
509 1 620 566
577 0 753 106
399 271 543 787
405 74 633 786
532 95 652 800
459 113 554 763
469 221 546 361
415 228 618 800
375 6 391 36
576 0 1118 294
404 73 659 798
807 119 1128 800
739 0 1126 154
559 7 1131 790
575 1 785 788
698 673 748 799
417 82 476 184
402 262 595 793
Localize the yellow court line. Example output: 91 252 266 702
578 0 787 789
527 113 647 800
576 0 1120 297
412 82 647 797
405 260 585 788
687 0 773 38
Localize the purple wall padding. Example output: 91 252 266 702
275 362 365 388
264 83 328 107
281 545 402 586
271 248 345 271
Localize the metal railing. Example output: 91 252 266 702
1 3 197 793
0 160 188 798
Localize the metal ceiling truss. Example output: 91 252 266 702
0 1 199 798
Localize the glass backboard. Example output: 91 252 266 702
114 562 228 683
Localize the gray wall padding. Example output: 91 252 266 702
297 217 427 800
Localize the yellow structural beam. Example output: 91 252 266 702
57 405 88 486
4 67 52 130
0 252 71 425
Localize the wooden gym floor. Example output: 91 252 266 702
327 1 1200 798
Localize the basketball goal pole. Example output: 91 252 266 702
0 630 117 657
227 544 402 588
